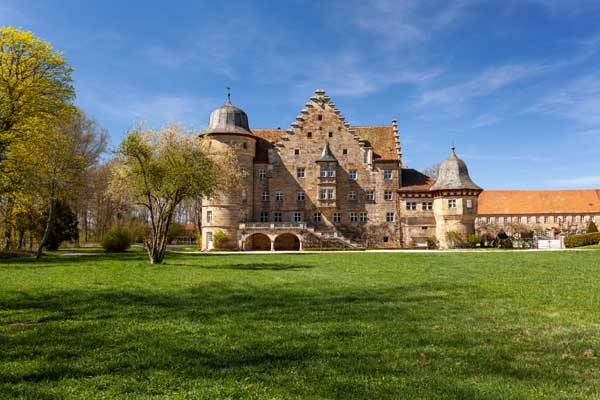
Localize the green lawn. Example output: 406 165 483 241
1 250 600 399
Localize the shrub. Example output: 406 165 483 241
101 227 132 252
427 236 438 249
587 221 598 234
196 232 203 249
212 231 229 250
564 232 600 248
499 238 513 249
467 234 484 248
445 231 465 249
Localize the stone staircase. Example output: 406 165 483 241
304 227 359 249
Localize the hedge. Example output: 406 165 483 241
564 232 600 248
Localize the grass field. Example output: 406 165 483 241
1 249 600 399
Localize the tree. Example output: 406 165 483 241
6 110 106 257
110 126 240 264
38 199 79 250
421 163 440 179
587 221 598 234
0 26 74 165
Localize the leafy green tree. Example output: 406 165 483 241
37 199 79 250
110 126 240 264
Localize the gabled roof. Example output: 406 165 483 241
478 190 600 215
353 126 398 161
400 169 435 191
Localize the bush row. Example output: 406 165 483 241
564 232 600 248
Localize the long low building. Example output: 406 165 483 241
476 190 600 237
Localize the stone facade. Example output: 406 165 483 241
198 89 600 251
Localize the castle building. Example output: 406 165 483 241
199 89 600 250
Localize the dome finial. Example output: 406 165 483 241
226 86 231 104
451 141 456 154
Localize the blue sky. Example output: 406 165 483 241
2 0 600 189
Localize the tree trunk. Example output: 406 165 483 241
37 199 55 259
17 229 24 249
2 198 13 252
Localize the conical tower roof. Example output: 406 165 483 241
430 147 481 191
317 142 337 162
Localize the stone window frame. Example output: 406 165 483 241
328 166 335 177
320 166 327 177
386 212 395 223
383 170 393 180
307 131 313 138
294 149 300 156
258 169 267 181
292 212 303 222
206 210 212 223
273 212 283 223
275 191 284 201
383 236 389 243
319 189 327 200
296 167 305 178
466 199 473 209
297 191 305 201
333 212 341 224
366 191 375 201
327 189 335 200
384 191 393 201
260 211 269 222
348 191 357 200
448 199 457 209
359 212 368 223
313 212 322 224
262 191 269 202
350 212 358 223
328 131 333 138
318 114 323 121
406 202 417 211
422 201 433 211
349 170 358 180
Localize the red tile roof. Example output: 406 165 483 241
353 126 399 161
478 190 600 215
400 169 435 191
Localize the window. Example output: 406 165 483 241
258 169 266 181
349 170 357 180
386 212 395 223
518 216 524 223
260 211 269 222
359 212 368 223
495 217 499 224
243 142 247 149
320 166 327 177
242 191 247 203
294 149 300 155
296 167 305 178
384 170 392 180
206 210 212 223
527 216 532 223
504 216 509 223
307 131 312 138
327 189 334 199
349 191 357 200
262 191 269 201
350 213 358 223
366 191 374 201
328 131 333 138
313 212 322 224
406 202 417 211
275 191 284 201
448 199 457 209
466 199 473 209
343 149 348 155
383 236 389 243
422 202 433 211
333 212 341 224
293 212 302 222
593 216 596 222
328 166 334 177
297 191 305 201
274 212 282 222
320 189 327 200
486 217 491 223
544 216 549 223
384 191 393 201
318 114 323 121
553 216 557 223
206 231 213 244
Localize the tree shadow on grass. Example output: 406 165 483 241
1 280 592 399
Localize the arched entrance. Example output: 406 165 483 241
274 233 301 251
244 233 271 251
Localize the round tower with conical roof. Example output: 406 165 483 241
430 147 482 249
200 94 256 250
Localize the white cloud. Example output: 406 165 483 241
529 74 600 124
470 113 500 129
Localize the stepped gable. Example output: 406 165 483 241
478 189 600 215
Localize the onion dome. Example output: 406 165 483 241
430 146 481 191
317 142 337 162
202 92 252 135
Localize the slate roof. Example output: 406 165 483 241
317 142 337 162
399 169 435 191
478 190 600 215
430 148 481 191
